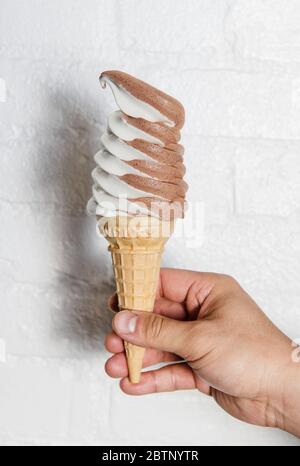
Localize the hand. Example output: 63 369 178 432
105 269 300 436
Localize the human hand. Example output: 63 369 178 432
105 269 300 436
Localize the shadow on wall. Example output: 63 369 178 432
38 88 115 355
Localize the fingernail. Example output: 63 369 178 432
114 311 138 334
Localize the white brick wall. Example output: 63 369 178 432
0 0 299 446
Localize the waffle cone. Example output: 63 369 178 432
99 216 174 383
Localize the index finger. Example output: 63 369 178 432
159 268 217 311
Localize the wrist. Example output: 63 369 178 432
271 346 300 437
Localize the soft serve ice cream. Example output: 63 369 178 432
87 70 188 221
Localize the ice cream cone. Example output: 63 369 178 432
99 216 174 383
88 71 187 382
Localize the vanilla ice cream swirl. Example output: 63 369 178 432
87 71 187 220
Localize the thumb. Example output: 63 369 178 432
112 310 196 357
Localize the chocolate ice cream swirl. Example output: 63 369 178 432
87 70 187 220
